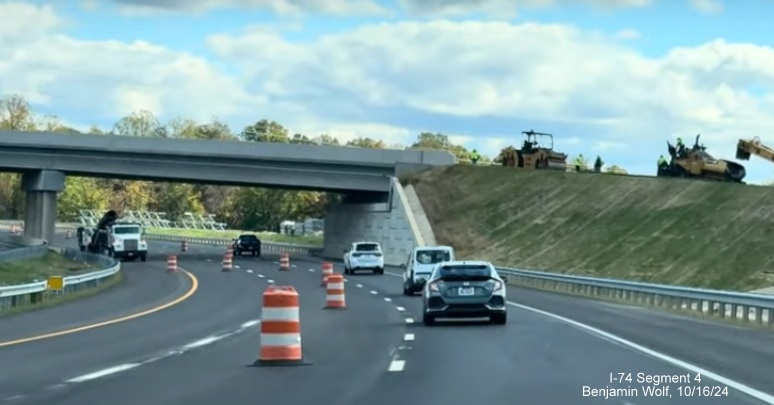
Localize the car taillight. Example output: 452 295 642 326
428 281 440 292
493 280 503 292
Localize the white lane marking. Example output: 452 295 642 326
181 336 221 350
66 364 140 383
234 265 241 269
291 265 297 268
404 318 414 324
309 268 315 272
257 274 265 278
370 290 378 295
507 302 774 404
63 319 261 385
386 272 401 278
356 284 363 288
384 297 392 303
246 269 254 273
206 259 212 262
343 278 348 282
267 279 275 283
387 360 406 372
395 306 405 312
404 333 415 341
273 261 279 265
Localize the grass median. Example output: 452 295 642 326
146 227 323 246
0 251 123 317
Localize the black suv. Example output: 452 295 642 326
233 234 262 257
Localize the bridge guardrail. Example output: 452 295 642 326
496 266 774 327
0 248 121 312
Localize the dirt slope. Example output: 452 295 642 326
408 165 774 291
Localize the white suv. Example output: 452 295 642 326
343 241 384 275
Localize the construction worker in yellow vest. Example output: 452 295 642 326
574 154 585 172
657 155 668 168
676 137 685 157
469 149 480 165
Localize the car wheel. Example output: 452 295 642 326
403 283 411 296
375 267 384 275
251 251 256 256
491 313 507 325
140 254 147 262
423 313 435 326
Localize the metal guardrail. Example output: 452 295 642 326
497 267 774 327
0 248 121 312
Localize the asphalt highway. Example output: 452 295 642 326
1 240 773 404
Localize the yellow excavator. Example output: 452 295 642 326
736 137 774 164
498 130 568 170
657 134 746 183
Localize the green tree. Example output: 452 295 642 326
112 110 165 137
241 119 289 143
347 137 386 148
410 132 471 159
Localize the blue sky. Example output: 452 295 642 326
3 0 774 183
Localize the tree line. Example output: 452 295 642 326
0 94 486 231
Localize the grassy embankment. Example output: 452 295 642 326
146 228 323 246
0 251 123 316
409 165 774 291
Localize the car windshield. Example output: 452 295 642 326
416 250 451 264
113 226 140 234
356 243 379 252
239 235 259 242
437 264 491 280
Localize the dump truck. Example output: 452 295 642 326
498 130 567 170
77 210 148 261
657 134 746 183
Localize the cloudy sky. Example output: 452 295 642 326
2 0 774 182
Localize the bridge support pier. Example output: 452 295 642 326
322 179 420 267
21 170 65 243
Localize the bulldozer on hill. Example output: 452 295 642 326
657 134 746 183
736 136 774 164
498 130 568 170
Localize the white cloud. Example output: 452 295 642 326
3 2 774 179
690 0 723 14
110 0 388 16
397 0 652 16
615 29 641 40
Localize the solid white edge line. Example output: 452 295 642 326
388 360 406 372
507 301 774 404
404 333 415 341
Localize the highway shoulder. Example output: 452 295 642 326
0 261 191 344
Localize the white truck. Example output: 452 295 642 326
108 222 148 262
402 245 455 295
343 241 384 275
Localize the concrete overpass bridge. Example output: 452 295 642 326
0 131 455 264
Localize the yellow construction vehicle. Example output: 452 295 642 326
736 137 774 164
498 130 567 170
657 134 746 183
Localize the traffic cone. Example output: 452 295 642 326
253 285 309 367
320 262 334 286
167 255 178 273
279 252 290 271
222 253 233 272
181 240 188 252
324 273 347 309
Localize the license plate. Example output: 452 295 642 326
458 287 474 296
127 252 134 256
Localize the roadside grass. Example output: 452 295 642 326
0 251 94 285
0 251 123 317
411 165 774 291
145 227 324 246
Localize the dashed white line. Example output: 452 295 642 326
309 268 315 272
387 360 406 372
246 269 254 273
257 274 265 278
234 265 241 269
404 318 414 324
384 297 392 302
267 279 275 283
343 278 348 282
272 261 279 265
181 336 221 350
206 259 212 262
66 364 141 383
395 306 405 312
370 290 378 295
356 284 363 288
403 333 415 341
291 264 297 268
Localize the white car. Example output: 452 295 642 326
343 242 384 275
402 245 455 295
